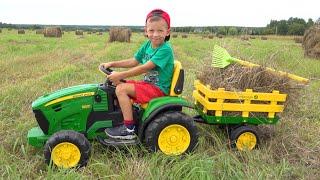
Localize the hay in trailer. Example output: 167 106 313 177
18 29 25 34
197 63 301 116
109 27 131 43
302 25 320 58
75 30 83 35
44 27 62 37
35 29 44 34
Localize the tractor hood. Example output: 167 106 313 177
32 84 99 109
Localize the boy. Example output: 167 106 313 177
100 9 174 140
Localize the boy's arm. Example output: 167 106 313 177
107 61 155 83
101 58 139 68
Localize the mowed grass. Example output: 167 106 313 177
0 29 319 179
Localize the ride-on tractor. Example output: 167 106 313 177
28 58 297 168
28 61 199 168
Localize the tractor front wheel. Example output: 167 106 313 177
144 111 199 155
44 130 91 168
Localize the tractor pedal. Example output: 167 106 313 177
97 136 139 147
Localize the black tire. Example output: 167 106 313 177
144 111 199 155
44 130 91 168
230 125 260 151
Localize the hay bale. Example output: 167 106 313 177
181 34 188 38
294 36 303 43
250 36 256 39
87 32 92 34
197 63 301 116
208 34 214 39
75 30 83 35
261 36 268 40
109 27 131 43
172 34 178 38
302 25 320 58
240 36 249 41
44 27 62 37
217 34 223 38
35 29 44 34
18 29 25 34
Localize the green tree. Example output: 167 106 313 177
288 23 306 35
228 27 238 35
307 18 314 28
277 20 288 35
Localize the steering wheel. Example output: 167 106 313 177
98 65 126 85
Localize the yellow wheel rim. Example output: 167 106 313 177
51 142 81 168
236 132 257 151
158 124 191 155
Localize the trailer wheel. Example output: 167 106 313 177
144 112 198 155
230 125 259 151
44 130 91 168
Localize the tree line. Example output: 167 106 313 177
1 17 319 36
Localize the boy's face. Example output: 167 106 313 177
145 18 170 48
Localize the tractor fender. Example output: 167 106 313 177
138 96 193 140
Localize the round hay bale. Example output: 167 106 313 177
217 34 223 38
261 36 268 40
302 25 320 58
75 30 83 35
35 29 44 34
240 36 249 41
208 34 214 39
181 34 188 38
109 27 131 43
250 36 256 39
172 34 178 38
44 27 62 38
18 29 25 34
293 36 303 43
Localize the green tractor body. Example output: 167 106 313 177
28 82 191 147
27 61 200 168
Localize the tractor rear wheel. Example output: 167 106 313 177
230 125 259 151
144 111 198 155
44 130 91 168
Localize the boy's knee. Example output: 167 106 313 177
115 84 127 96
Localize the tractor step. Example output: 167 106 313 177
97 136 140 147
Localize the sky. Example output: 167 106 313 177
1 0 319 27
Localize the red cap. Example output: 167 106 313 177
146 9 170 29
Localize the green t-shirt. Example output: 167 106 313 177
134 40 174 95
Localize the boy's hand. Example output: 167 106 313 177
107 71 125 85
100 62 113 69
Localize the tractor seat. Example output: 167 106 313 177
140 61 184 108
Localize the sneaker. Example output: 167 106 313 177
105 125 136 140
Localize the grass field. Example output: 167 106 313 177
0 29 319 179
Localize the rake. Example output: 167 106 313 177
212 45 309 84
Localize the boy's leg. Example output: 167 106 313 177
105 83 137 140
